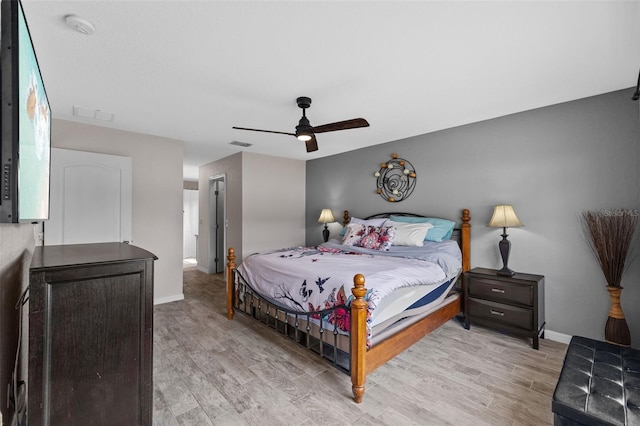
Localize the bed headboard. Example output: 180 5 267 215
342 209 471 272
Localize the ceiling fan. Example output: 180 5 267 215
232 97 369 153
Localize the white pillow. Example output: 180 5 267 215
387 221 433 247
350 217 387 227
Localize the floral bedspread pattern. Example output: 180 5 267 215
236 245 458 346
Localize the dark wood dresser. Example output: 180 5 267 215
28 242 157 425
463 267 545 349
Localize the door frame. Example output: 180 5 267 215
208 174 226 274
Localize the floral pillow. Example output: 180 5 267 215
341 223 395 251
339 217 387 236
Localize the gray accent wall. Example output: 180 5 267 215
306 89 640 347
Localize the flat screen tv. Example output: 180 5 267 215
0 0 51 223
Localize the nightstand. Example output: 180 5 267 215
463 267 545 349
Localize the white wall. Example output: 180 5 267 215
0 224 34 423
51 119 184 303
241 152 306 256
198 152 242 271
198 152 305 271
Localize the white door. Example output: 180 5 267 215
183 189 198 259
46 148 132 245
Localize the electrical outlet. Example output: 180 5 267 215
33 225 44 244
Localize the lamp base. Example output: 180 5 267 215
496 267 515 277
322 225 330 243
497 229 515 277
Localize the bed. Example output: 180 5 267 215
226 209 471 403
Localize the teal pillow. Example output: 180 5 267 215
389 215 455 242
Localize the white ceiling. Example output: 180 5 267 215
21 1 640 180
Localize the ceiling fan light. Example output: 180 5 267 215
295 123 314 141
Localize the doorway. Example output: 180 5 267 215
208 175 226 274
183 188 198 269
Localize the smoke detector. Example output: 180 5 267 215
65 15 95 35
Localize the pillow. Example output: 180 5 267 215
341 223 366 245
340 217 388 236
389 215 455 242
351 217 387 227
386 220 433 247
341 223 395 251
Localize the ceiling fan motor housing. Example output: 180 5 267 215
296 96 312 109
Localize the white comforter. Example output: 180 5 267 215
236 243 461 338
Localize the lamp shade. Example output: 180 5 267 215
318 209 335 224
488 205 523 228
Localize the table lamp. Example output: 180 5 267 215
318 209 335 242
488 205 523 276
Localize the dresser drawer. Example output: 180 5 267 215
467 298 533 331
467 276 533 306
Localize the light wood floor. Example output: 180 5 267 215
152 269 568 425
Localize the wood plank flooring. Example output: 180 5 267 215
153 269 568 425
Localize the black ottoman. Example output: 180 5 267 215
552 336 640 425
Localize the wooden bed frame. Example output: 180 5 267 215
226 208 471 403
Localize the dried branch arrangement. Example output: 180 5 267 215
581 209 638 287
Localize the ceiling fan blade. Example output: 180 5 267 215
305 136 318 153
312 118 369 134
232 126 295 136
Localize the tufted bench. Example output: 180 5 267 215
552 336 640 425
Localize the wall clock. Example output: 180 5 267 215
374 153 416 202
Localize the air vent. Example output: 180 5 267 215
230 141 252 147
73 106 115 122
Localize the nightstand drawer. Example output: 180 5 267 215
467 298 533 330
467 276 533 306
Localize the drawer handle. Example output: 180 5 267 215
490 310 505 317
491 288 505 294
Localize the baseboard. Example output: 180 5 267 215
197 265 209 273
544 329 573 345
154 293 184 305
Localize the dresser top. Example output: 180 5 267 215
467 267 544 281
31 242 157 271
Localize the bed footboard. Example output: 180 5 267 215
227 247 236 320
227 248 368 402
350 274 367 403
224 207 471 403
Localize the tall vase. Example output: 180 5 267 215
605 286 631 347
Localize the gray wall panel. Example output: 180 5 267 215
306 89 640 347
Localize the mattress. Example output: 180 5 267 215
235 241 462 346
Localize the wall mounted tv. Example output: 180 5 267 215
0 0 51 223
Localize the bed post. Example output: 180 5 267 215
461 209 471 272
227 247 236 320
350 273 367 403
